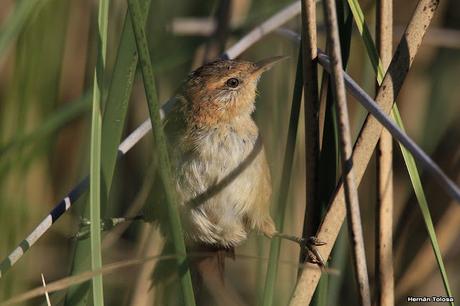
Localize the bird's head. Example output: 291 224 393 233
179 56 287 127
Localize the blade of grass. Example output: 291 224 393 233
89 0 109 305
100 0 152 211
127 0 196 305
65 1 151 304
100 0 153 246
391 107 453 298
346 0 453 300
262 50 303 306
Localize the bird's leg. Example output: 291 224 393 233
75 215 145 240
272 232 326 267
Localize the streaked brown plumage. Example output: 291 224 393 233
165 57 286 249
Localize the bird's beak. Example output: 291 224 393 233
252 56 289 76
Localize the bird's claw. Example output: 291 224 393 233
299 236 326 267
305 236 326 246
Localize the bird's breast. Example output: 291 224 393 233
172 119 266 247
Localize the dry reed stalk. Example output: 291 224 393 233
376 0 394 305
289 0 440 304
300 0 320 248
322 0 371 305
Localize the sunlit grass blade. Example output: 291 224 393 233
346 0 453 300
127 0 196 305
391 107 453 300
101 0 152 191
89 0 110 305
65 1 151 304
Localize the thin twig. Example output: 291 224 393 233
376 0 394 305
170 18 217 36
223 1 301 60
322 0 371 305
41 274 51 306
290 0 441 303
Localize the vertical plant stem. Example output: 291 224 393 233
262 51 303 306
376 0 394 305
65 2 151 304
101 0 152 196
321 0 370 305
127 0 196 305
300 0 320 247
391 107 453 302
89 0 109 305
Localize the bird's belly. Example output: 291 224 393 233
174 134 263 247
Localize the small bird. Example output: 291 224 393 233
152 56 323 303
165 57 284 250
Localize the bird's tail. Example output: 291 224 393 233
151 242 236 305
189 243 235 284
189 244 236 305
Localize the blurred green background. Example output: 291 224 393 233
0 0 459 305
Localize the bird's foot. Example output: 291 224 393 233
273 233 326 267
299 236 326 267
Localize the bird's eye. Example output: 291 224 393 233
226 78 240 88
